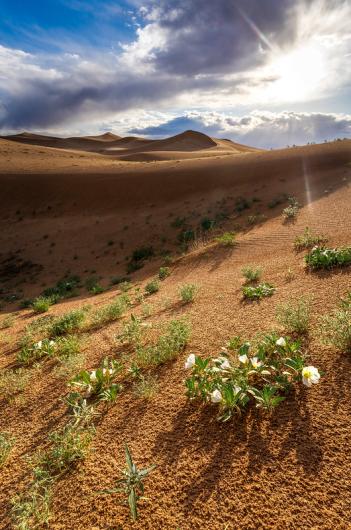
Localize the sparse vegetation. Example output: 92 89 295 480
158 266 171 280
319 295 351 352
88 295 129 329
85 277 104 295
32 296 55 313
282 196 300 220
242 283 275 300
179 283 197 304
70 358 122 402
215 232 236 247
241 266 262 284
294 227 328 251
50 308 87 336
145 279 160 295
276 298 311 335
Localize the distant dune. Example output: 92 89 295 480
1 129 259 161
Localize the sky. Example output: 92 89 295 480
0 0 350 148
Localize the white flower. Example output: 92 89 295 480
276 337 286 347
220 358 231 370
251 357 263 369
238 354 248 364
35 340 42 349
184 354 196 370
220 347 229 354
234 385 241 395
210 389 222 403
302 366 320 387
90 370 97 383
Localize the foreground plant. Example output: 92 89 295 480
185 336 320 421
70 357 122 402
100 444 156 521
305 246 351 270
17 338 56 365
242 282 275 301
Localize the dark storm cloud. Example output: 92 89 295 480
0 0 298 130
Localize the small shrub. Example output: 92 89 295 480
158 266 171 280
134 374 158 399
294 227 328 251
185 336 320 421
56 335 81 359
0 368 30 399
319 302 351 352
179 284 197 304
118 315 144 347
0 432 14 466
241 266 262 284
99 444 155 521
178 229 195 244
43 275 80 300
282 196 300 221
305 246 351 270
110 276 128 286
215 232 236 247
201 218 215 231
85 277 104 295
88 295 129 329
50 308 87 337
32 296 54 313
145 280 160 295
276 298 310 335
242 283 275 300
0 315 15 329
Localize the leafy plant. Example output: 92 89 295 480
276 298 310 335
42 275 80 300
50 308 87 336
145 280 160 295
17 338 56 365
294 227 328 251
242 283 275 300
185 336 320 421
70 358 122 401
88 294 129 329
99 444 156 521
179 283 198 304
85 277 104 295
118 315 144 347
319 296 351 352
282 197 300 220
158 266 171 280
0 431 14 466
134 374 158 399
215 232 236 247
0 315 15 329
305 246 351 270
241 266 262 284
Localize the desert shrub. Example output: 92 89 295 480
89 295 129 329
43 275 80 299
85 277 104 295
158 266 171 280
70 357 122 402
241 266 262 284
50 308 87 337
185 336 320 421
145 280 160 295
242 283 275 300
305 246 351 270
56 335 81 359
118 315 144 347
282 196 300 220
179 283 197 304
0 432 14 466
276 298 310 335
319 298 351 352
110 276 128 286
17 338 56 365
201 218 215 231
215 232 236 247
136 319 190 368
0 368 30 399
294 227 328 251
178 229 195 243
32 296 55 313
119 280 132 292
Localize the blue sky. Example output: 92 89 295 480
0 0 350 147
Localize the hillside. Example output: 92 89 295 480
0 138 350 529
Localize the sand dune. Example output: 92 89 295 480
1 129 258 160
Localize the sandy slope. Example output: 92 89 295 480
0 137 351 529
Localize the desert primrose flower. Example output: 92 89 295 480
210 389 222 403
251 357 263 369
302 366 320 387
220 358 231 370
276 337 286 347
238 353 249 364
185 353 196 369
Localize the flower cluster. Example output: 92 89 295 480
184 335 320 421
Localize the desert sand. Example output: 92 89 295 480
0 132 351 529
